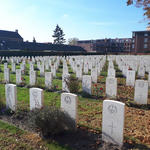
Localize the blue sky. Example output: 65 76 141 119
0 0 147 43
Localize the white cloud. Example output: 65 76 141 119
62 14 69 19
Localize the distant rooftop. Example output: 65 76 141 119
0 29 23 39
78 38 132 43
132 30 150 33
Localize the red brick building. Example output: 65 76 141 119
75 40 94 52
132 30 150 53
76 38 132 53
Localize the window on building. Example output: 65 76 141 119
133 32 135 37
92 40 96 44
132 44 135 49
132 39 135 43
144 33 148 36
144 44 148 48
144 38 148 42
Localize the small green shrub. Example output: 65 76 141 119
0 107 14 116
25 70 29 75
34 67 39 71
2 60 7 64
11 72 16 74
116 72 124 78
35 78 44 88
100 71 107 77
0 67 2 72
81 91 92 98
65 76 80 93
59 65 63 69
0 92 7 115
12 103 29 120
0 102 5 115
28 106 75 138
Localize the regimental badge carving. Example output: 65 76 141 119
138 81 144 88
107 104 117 114
64 96 71 104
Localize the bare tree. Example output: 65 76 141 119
68 37 79 45
127 0 150 26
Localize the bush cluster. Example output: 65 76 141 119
65 76 80 93
28 106 75 138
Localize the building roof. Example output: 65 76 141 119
78 38 132 44
132 30 150 33
77 40 92 43
0 30 23 39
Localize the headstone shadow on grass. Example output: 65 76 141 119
45 127 150 150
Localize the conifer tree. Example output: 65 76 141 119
52 25 66 44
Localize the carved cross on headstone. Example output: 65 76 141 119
108 122 116 135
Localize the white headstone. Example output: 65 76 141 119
12 63 16 73
4 68 10 83
62 73 70 92
122 66 128 77
108 68 116 78
91 67 97 83
30 70 36 86
61 93 78 128
126 70 135 86
45 62 49 71
30 63 34 71
134 80 148 104
82 75 92 95
4 63 8 70
106 77 117 98
51 65 56 77
30 88 44 110
45 72 52 89
83 63 89 74
16 69 22 84
76 65 82 80
5 84 17 111
40 63 45 76
63 63 68 75
102 100 125 146
20 63 26 75
138 66 145 77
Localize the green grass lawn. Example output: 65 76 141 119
0 59 150 149
0 120 72 150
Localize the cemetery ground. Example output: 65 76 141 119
0 60 150 150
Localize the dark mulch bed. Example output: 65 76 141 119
0 113 149 150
